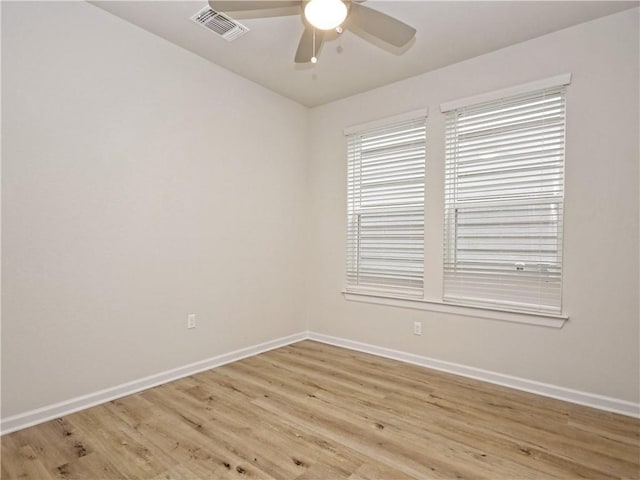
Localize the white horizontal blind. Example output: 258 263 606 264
347 117 426 297
444 86 566 313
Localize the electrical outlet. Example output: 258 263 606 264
413 321 422 336
187 313 196 329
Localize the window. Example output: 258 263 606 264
443 86 566 314
346 115 427 297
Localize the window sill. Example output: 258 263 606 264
342 290 568 328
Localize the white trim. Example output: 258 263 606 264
4 329 637 435
0 332 307 435
343 108 428 136
344 286 424 300
343 291 568 328
308 332 640 419
440 73 572 112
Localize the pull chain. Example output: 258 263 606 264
311 27 317 64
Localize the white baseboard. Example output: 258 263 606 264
3 330 638 435
0 332 307 435
307 332 640 418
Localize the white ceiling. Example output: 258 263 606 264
92 1 638 107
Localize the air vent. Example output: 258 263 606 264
190 5 249 41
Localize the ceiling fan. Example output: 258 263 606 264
208 0 416 63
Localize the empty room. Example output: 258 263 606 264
2 1 639 478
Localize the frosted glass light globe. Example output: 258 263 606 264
304 0 347 30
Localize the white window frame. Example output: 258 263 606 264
441 75 570 316
342 76 571 328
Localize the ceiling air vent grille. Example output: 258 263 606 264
190 6 249 41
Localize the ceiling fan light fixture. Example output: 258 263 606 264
304 0 347 30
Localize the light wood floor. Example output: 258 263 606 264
2 340 639 479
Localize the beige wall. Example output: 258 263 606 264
1 1 308 417
306 8 640 403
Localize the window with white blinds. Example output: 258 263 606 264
443 86 566 314
346 117 426 297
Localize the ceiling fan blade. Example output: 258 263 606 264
295 26 325 63
346 3 416 47
209 1 300 13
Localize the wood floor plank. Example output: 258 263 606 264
106 397 241 479
227 355 533 478
1 445 55 480
115 392 277 479
282 343 571 424
142 384 306 479
348 461 418 480
2 340 639 479
249 344 637 476
181 372 367 475
280 342 639 474
52 451 128 480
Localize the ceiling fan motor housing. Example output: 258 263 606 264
207 0 416 63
